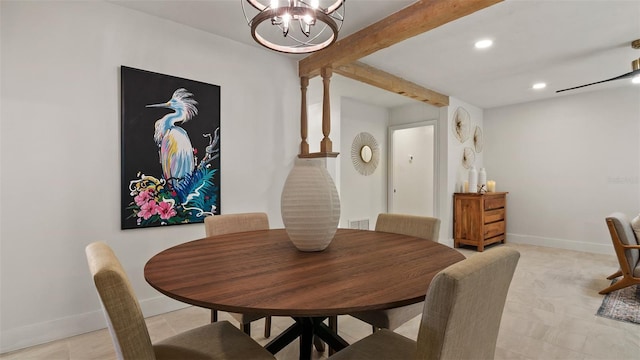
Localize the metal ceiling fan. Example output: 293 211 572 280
556 39 640 93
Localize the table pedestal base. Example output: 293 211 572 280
265 317 348 360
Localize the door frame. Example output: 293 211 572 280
387 120 439 216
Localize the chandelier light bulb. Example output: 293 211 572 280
303 14 314 24
632 76 640 84
270 0 278 8
311 0 319 8
282 13 291 35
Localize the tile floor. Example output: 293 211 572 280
1 243 638 359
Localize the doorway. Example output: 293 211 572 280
388 121 438 216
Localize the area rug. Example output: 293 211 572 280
596 280 640 325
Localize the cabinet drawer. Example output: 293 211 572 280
484 196 505 210
484 209 505 223
484 221 505 239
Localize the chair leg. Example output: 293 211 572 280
606 269 623 280
599 277 640 294
329 316 337 355
211 309 218 323
264 316 271 338
241 323 251 336
372 325 377 333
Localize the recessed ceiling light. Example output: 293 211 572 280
532 83 547 90
474 39 493 49
632 76 640 84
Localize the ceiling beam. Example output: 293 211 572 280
335 61 449 107
299 0 503 78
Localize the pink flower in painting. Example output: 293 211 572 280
157 201 177 220
134 190 154 206
138 200 158 220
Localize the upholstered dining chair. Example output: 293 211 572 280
329 247 520 360
204 212 272 338
85 242 275 360
599 212 640 294
349 213 441 333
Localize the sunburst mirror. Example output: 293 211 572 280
452 107 471 143
351 132 380 176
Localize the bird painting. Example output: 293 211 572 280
121 67 220 229
146 88 198 189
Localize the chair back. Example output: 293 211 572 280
375 213 441 241
204 212 270 237
606 212 640 273
86 242 155 360
416 247 520 360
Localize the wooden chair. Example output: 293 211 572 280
349 213 441 333
204 212 272 338
329 247 520 360
85 242 274 360
599 213 640 294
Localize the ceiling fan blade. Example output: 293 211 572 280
556 69 640 93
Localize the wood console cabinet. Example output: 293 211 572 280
453 192 508 252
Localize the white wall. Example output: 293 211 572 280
389 102 440 127
339 97 388 229
484 86 640 253
0 1 300 352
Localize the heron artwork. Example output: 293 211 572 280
146 88 197 188
124 85 220 228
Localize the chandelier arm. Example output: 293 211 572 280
290 22 330 44
241 0 251 24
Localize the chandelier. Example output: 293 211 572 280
242 0 346 54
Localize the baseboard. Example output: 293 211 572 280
506 233 613 255
0 295 188 354
443 234 613 255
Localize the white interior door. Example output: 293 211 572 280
388 121 437 216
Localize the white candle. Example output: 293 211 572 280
463 181 469 193
487 180 496 192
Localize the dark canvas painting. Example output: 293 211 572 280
121 66 221 229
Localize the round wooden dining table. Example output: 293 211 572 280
144 228 465 360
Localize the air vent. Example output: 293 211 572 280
349 219 370 230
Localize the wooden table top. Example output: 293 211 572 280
144 228 465 317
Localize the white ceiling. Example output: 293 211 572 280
111 0 640 109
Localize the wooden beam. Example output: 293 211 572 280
335 61 449 107
299 0 503 78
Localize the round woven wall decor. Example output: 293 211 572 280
473 126 484 153
452 107 471 143
351 132 380 176
462 147 476 169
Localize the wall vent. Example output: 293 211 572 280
349 219 370 230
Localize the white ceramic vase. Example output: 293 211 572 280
281 158 341 252
468 166 477 193
478 168 487 192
